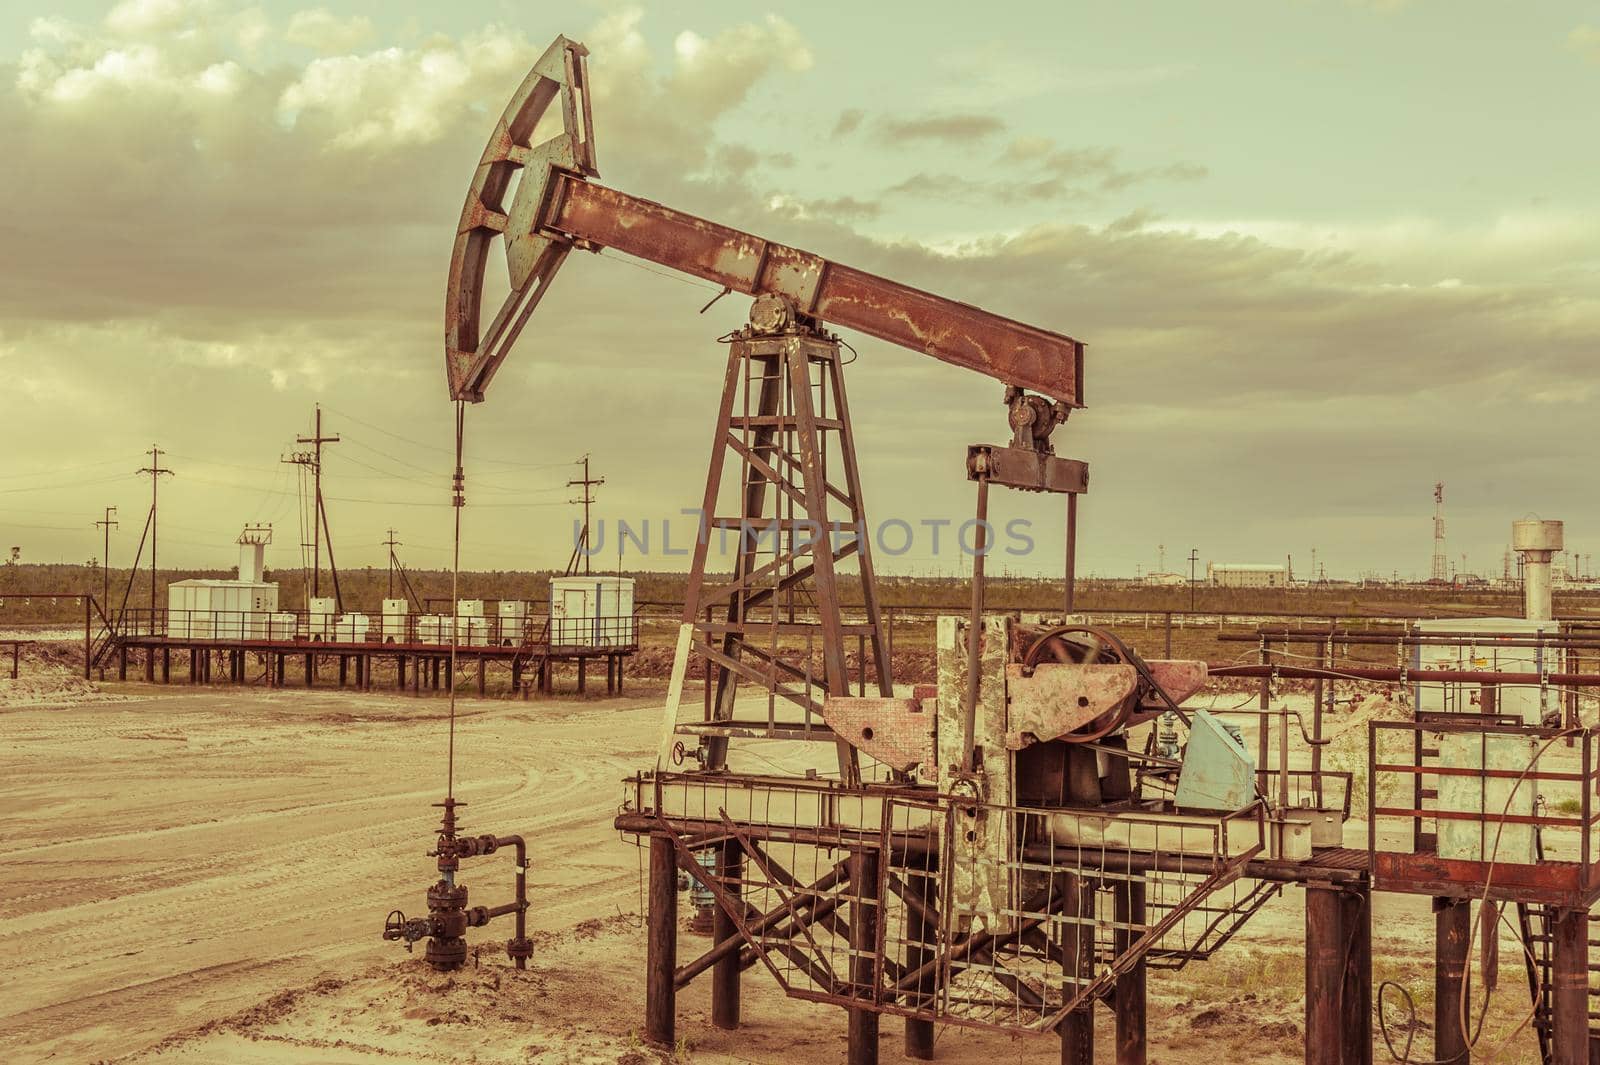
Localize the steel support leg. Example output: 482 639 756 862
647 835 678 1047
1434 897 1471 1065
1340 886 1372 1065
848 847 880 1065
1115 878 1147 1065
1306 884 1346 1065
1061 872 1095 1065
904 850 936 1060
1553 907 1588 1065
711 839 742 1030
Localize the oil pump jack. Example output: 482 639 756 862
396 33 1318 1065
443 36 1103 775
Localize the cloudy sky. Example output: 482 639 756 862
1 0 1597 582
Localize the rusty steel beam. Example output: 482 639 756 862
646 835 678 1046
1433 897 1470 1065
848 846 882 1065
712 838 743 1030
1211 662 1600 686
1305 885 1347 1065
1550 907 1589 1065
1341 887 1373 1065
543 176 1083 405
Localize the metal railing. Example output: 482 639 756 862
1367 719 1600 906
627 771 1265 1033
102 606 639 652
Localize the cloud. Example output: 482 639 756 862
666 15 812 117
276 36 518 149
1570 25 1600 63
877 112 1006 144
884 139 1206 204
832 107 864 136
105 0 212 36
284 8 376 54
2 3 1599 578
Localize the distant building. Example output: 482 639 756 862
1143 572 1186 587
1208 563 1288 589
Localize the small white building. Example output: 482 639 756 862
550 575 636 648
381 599 409 643
498 600 528 646
166 529 278 639
1207 563 1288 589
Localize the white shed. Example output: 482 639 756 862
167 580 278 640
549 576 636 648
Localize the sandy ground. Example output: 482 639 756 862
0 659 1552 1064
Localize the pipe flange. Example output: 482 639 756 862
427 881 469 910
425 935 468 972
506 937 534 965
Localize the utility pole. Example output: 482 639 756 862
282 405 343 609
137 447 173 612
567 454 605 576
384 528 401 599
1188 548 1200 612
94 506 118 608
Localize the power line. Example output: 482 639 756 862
179 473 570 508
320 404 584 469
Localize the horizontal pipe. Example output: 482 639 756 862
1208 662 1600 686
1224 631 1600 648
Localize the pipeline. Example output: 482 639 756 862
1207 662 1600 686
